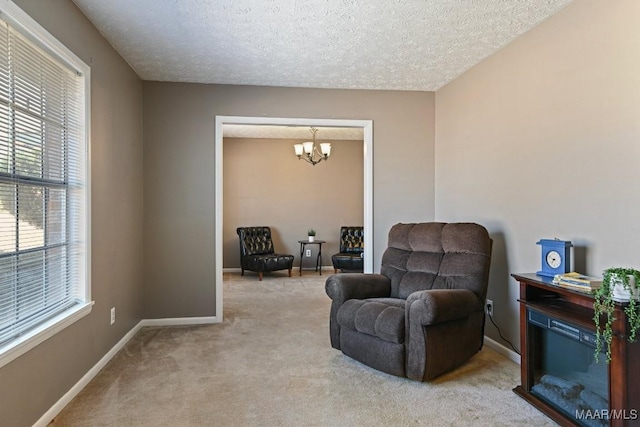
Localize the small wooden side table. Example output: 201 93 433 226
298 240 325 276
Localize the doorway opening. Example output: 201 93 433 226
215 116 373 321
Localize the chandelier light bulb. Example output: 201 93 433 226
292 127 332 166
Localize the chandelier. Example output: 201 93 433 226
293 127 331 166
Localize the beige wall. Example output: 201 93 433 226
223 137 364 270
12 0 630 423
435 0 640 349
0 1 145 426
143 84 435 318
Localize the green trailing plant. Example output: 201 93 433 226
307 229 316 237
592 267 640 363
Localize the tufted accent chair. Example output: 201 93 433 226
236 226 294 281
325 222 492 381
331 226 364 273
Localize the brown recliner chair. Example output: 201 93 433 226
325 222 492 381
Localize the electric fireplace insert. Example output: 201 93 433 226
527 307 608 427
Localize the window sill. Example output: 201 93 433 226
0 301 94 369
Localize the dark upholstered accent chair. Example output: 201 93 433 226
236 227 294 281
325 222 492 381
331 226 364 273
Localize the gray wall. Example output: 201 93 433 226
143 83 435 318
435 0 640 350
10 0 629 424
0 1 144 426
223 137 364 271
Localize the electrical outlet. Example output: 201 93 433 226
486 299 494 317
305 249 311 257
110 307 116 325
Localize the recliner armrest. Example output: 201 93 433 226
325 273 391 304
407 289 482 326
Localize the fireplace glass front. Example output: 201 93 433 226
527 307 608 427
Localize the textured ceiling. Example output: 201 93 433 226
71 0 572 91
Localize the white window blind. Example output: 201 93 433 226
0 17 87 347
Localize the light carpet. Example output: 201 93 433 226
50 272 555 426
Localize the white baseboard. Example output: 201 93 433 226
34 321 144 427
36 315 220 426
484 335 521 365
140 316 219 327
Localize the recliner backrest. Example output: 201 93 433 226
339 226 364 253
237 226 275 256
380 222 492 300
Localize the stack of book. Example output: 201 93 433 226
552 272 602 291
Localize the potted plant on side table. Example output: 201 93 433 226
307 229 316 242
593 267 640 363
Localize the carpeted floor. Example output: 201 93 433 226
49 272 555 426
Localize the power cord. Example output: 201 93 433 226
487 312 520 355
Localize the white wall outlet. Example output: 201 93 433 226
305 249 311 257
486 299 494 317
110 307 116 325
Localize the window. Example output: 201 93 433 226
0 3 90 366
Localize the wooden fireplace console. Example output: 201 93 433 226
512 273 640 427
